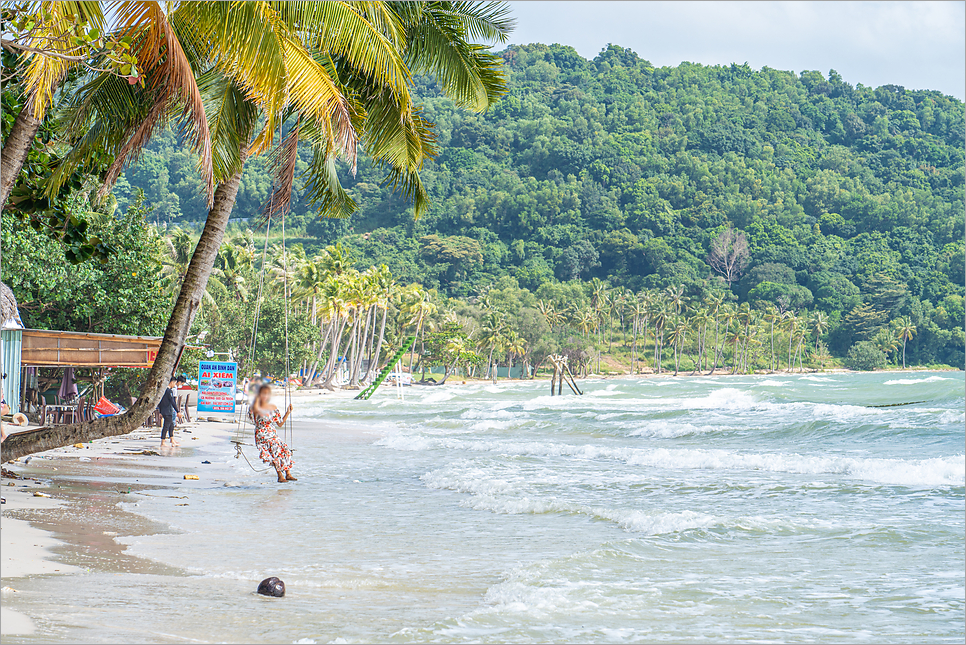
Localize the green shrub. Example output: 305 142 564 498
846 341 887 371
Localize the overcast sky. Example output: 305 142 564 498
504 1 965 100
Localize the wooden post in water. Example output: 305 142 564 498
548 355 581 396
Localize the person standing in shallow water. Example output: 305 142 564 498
249 385 296 483
157 375 182 447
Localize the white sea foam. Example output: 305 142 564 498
937 410 966 425
883 375 954 385
393 433 966 486
419 390 456 404
627 421 717 438
422 469 721 535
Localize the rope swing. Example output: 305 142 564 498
232 121 295 470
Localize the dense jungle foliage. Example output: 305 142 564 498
115 43 965 368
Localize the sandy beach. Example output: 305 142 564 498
0 387 360 638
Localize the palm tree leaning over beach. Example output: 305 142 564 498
2 1 514 462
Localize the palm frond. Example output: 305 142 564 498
261 121 301 223
400 2 509 112
108 1 214 203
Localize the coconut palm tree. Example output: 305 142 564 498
651 297 669 374
763 305 780 372
810 311 830 352
736 302 752 373
690 307 710 374
477 310 506 379
1 2 217 211
896 316 916 369
502 329 527 378
667 316 688 376
782 311 797 371
537 300 556 330
629 297 648 374
894 317 917 370
704 292 725 373
362 264 395 382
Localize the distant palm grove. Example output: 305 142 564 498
6 42 964 381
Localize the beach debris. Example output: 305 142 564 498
73 443 84 449
79 457 91 462
102 531 118 536
201 460 211 464
33 492 52 498
257 577 285 597
176 503 189 506
1 586 17 594
184 475 199 480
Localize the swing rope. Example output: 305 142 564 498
231 216 275 472
281 207 293 451
232 120 295 470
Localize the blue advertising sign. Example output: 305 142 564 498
198 361 237 413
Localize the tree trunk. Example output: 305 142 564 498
322 317 349 389
364 307 388 382
0 100 42 215
306 321 331 385
770 322 776 372
407 317 422 374
902 338 907 369
710 318 720 374
2 160 245 462
349 307 371 386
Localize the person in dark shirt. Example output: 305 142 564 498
157 375 182 447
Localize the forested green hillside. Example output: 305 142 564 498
118 43 965 366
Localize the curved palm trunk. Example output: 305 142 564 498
0 101 42 214
349 307 372 386
321 317 349 389
407 317 423 374
709 317 720 375
769 321 776 372
902 338 907 369
364 307 388 381
787 330 794 372
2 160 245 462
306 321 331 385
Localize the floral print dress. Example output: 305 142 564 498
253 409 293 471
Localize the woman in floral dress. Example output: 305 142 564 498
249 385 297 483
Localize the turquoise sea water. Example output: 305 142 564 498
6 372 965 643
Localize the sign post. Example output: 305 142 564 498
198 361 237 414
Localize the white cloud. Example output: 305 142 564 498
505 1 965 99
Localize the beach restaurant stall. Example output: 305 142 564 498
3 329 162 418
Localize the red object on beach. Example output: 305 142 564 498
93 396 120 415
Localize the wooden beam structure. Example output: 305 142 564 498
20 329 161 368
548 354 583 396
